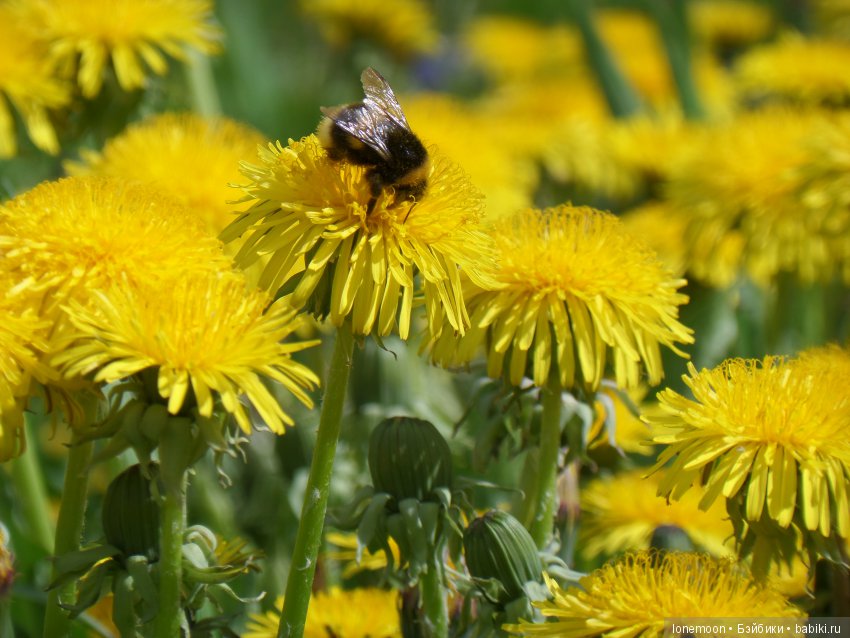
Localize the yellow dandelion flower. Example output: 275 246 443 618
0 273 53 461
404 93 537 221
324 531 401 577
585 386 651 454
0 177 230 304
690 0 774 50
299 0 436 59
620 201 689 277
221 135 494 340
505 551 801 637
665 108 837 286
464 15 583 82
430 206 693 392
0 5 70 157
650 356 850 544
53 271 319 434
579 469 735 560
21 0 221 98
65 113 266 235
244 588 400 638
736 35 850 105
597 9 735 113
605 114 704 196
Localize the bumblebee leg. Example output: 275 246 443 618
403 201 417 223
366 196 377 215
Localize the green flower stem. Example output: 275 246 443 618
278 322 354 638
186 49 221 117
570 0 642 118
420 556 449 638
10 416 54 555
647 0 706 120
154 471 188 638
43 433 94 638
527 382 563 549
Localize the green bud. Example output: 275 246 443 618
102 464 160 561
368 417 452 502
463 510 543 605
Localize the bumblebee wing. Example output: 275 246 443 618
322 103 394 160
360 67 411 129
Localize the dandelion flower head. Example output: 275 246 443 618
222 135 494 340
429 206 693 392
650 355 850 545
54 271 319 434
0 177 231 307
579 469 735 560
66 113 266 235
244 587 400 638
0 4 70 157
504 551 801 638
21 0 221 97
690 0 774 50
665 108 835 286
736 35 850 105
299 0 437 59
0 272 52 460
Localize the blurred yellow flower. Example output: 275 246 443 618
54 271 319 434
620 201 689 277
221 135 494 339
650 355 850 564
429 206 693 391
66 113 266 235
586 386 654 455
464 15 583 82
505 552 801 637
690 0 774 50
244 587 400 638
579 469 735 560
0 5 70 157
736 34 850 105
665 108 841 286
404 94 537 221
21 0 221 97
324 531 401 577
300 0 436 59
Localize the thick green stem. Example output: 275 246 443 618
570 0 643 118
527 383 563 549
186 49 221 117
10 416 54 555
43 433 94 638
419 556 449 638
648 0 706 120
153 472 188 638
278 323 354 638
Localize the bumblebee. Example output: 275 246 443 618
318 67 429 215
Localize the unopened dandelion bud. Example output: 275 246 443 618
102 464 160 561
463 510 543 604
368 417 452 502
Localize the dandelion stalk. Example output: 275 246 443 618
419 557 449 638
10 416 54 555
154 471 188 638
43 432 94 638
278 322 354 638
185 49 222 118
526 380 563 548
569 0 642 118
